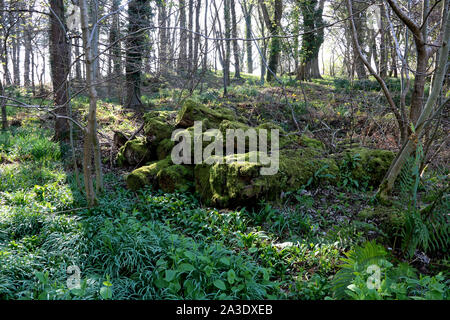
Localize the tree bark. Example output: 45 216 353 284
379 3 388 78
224 0 231 85
79 0 104 206
193 0 201 72
350 0 368 79
178 0 188 73
230 0 241 79
378 7 450 198
126 0 148 109
242 1 253 74
258 0 283 82
49 0 70 141
188 0 194 72
0 80 7 130
203 0 208 70
23 9 32 87
297 0 324 81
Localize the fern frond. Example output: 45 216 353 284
331 241 388 299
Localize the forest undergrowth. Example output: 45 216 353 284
0 77 448 300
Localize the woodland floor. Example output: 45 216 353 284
0 73 448 300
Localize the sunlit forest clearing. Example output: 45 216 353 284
0 0 448 301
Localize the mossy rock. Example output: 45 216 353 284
340 147 395 186
156 139 175 160
176 99 235 129
143 110 177 144
299 134 325 150
126 157 172 191
126 156 194 193
255 123 322 150
194 148 339 207
116 137 150 167
157 164 194 193
219 119 250 135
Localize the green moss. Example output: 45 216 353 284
157 164 194 193
143 110 177 123
126 157 172 191
256 122 301 149
195 148 338 207
116 137 150 167
219 119 250 135
144 118 175 145
340 147 395 186
299 134 325 150
358 205 405 237
176 99 235 128
194 163 213 200
156 139 175 160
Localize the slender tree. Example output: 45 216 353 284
242 0 254 74
178 0 188 73
230 0 241 79
224 0 231 85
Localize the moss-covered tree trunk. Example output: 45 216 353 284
296 0 324 81
126 0 149 109
259 0 283 82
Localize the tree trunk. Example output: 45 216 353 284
379 3 388 78
378 8 450 199
11 21 20 86
259 0 283 82
79 0 105 206
89 0 100 81
110 0 121 82
350 0 368 79
1 0 11 86
297 0 324 81
178 0 188 73
409 46 428 125
188 0 194 72
230 0 241 79
74 36 82 80
224 0 231 85
0 80 7 130
203 0 208 70
257 4 267 83
242 1 253 74
49 0 70 141
23 15 32 87
157 1 168 74
193 0 201 72
126 0 148 109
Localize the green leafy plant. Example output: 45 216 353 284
331 241 449 300
338 153 368 190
